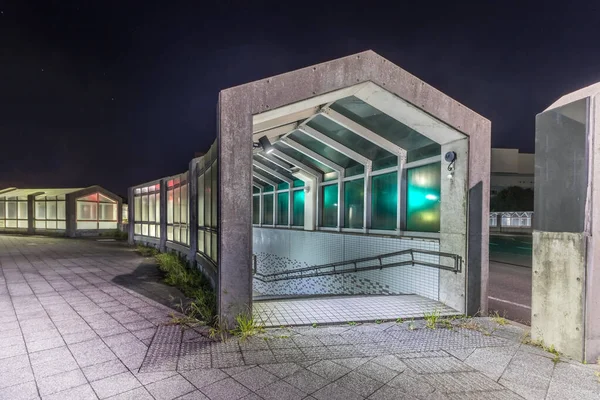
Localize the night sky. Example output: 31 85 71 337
2 1 600 196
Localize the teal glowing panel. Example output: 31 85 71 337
321 184 338 227
252 196 260 224
344 179 364 229
292 190 304 226
277 192 289 225
277 182 289 190
371 172 397 230
263 194 274 225
406 162 441 232
293 179 304 188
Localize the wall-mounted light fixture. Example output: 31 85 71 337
445 151 457 179
258 136 274 154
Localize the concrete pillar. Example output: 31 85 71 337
65 193 77 237
27 194 35 234
127 187 134 245
533 90 600 363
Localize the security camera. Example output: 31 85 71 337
444 151 457 163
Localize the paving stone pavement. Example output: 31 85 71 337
1 235 599 400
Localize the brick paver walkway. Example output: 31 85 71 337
1 235 599 400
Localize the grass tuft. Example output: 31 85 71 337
136 245 159 257
423 309 441 329
230 313 265 341
490 311 508 326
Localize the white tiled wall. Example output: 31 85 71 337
253 228 439 300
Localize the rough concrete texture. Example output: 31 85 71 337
439 139 468 313
532 231 586 361
2 235 599 400
218 50 491 325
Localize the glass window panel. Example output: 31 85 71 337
277 192 289 225
155 195 160 223
292 190 305 227
98 194 115 203
0 201 4 219
78 193 98 202
167 225 173 241
35 221 45 229
272 143 334 174
47 201 57 219
149 194 156 222
307 115 397 171
149 224 155 237
134 223 141 235
263 194 274 225
77 201 97 221
181 184 188 224
167 190 174 223
18 202 27 219
211 232 217 262
35 202 45 220
277 182 289 190
253 196 260 224
57 221 66 229
321 184 338 228
174 187 181 223
99 203 116 221
288 130 362 172
330 96 442 158
6 220 17 228
293 179 304 188
211 165 217 228
197 175 204 226
18 220 28 228
142 224 149 236
253 186 260 194
134 196 141 221
263 185 274 193
205 233 211 258
198 231 204 253
141 195 149 222
406 162 441 232
57 201 66 220
174 226 180 242
344 179 364 229
371 172 398 230
46 220 56 229
204 167 211 227
407 143 442 163
7 202 17 219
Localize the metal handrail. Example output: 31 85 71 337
253 248 462 283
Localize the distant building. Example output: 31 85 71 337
0 186 123 237
491 148 534 195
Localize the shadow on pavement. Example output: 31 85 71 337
112 261 188 311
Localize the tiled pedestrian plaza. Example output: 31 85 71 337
1 235 599 400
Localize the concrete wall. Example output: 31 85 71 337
253 227 440 300
531 231 586 361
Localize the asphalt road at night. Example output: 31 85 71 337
488 235 532 325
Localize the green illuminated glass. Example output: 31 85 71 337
371 172 397 230
321 184 338 227
253 186 259 194
263 194 274 225
252 196 260 224
406 162 441 232
292 190 304 226
264 185 274 193
344 179 364 228
277 182 289 190
293 179 304 188
277 192 289 225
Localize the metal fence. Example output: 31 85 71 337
490 212 533 229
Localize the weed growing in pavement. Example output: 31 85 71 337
347 321 357 326
155 252 216 326
136 245 158 257
375 319 383 324
230 312 265 342
423 309 441 329
521 333 561 364
312 322 318 328
408 319 416 331
396 318 403 324
490 311 508 326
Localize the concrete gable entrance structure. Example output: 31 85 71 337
217 50 491 324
